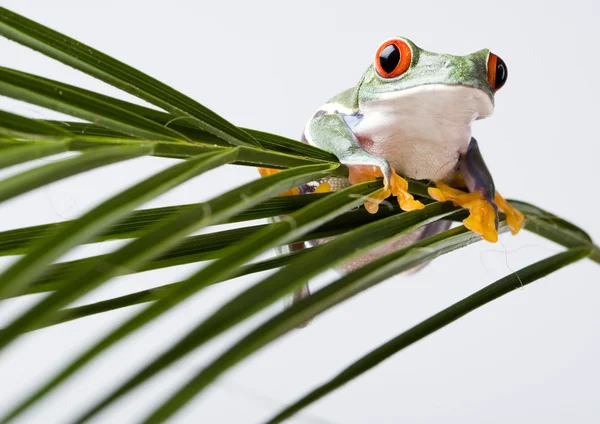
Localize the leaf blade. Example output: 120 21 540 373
0 148 237 300
0 144 153 204
0 109 71 138
0 67 189 141
70 202 459 423
0 193 330 257
139 226 484 422
16 216 361 298
265 247 591 423
4 177 374 423
0 162 338 355
0 7 259 147
0 141 69 170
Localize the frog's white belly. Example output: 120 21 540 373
352 84 494 181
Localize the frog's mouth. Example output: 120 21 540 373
363 84 495 124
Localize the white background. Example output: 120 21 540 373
0 0 599 423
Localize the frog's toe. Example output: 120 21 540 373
257 167 300 196
347 165 388 214
347 164 384 184
258 167 278 177
462 199 499 243
347 165 422 213
428 181 498 242
364 188 392 214
428 182 481 204
389 170 424 211
495 192 525 235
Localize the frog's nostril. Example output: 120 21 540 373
443 60 452 68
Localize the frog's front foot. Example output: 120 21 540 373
428 181 499 242
347 165 424 214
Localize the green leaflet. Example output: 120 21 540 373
15 202 400 297
514 200 600 261
0 141 69 169
70 202 459 423
264 247 591 424
0 162 338 348
68 135 326 168
0 144 153 204
2 193 597 302
36 81 336 159
58 119 338 162
10 197 600 324
0 193 330 257
18 223 348 297
0 67 189 141
7 179 378 424
0 163 341 423
0 7 259 148
0 149 237 300
139 226 485 423
0 109 71 138
26 77 335 160
21 249 310 332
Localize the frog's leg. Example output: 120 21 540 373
428 137 524 242
429 137 499 242
306 111 424 213
458 138 524 236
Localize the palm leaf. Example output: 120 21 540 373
0 6 259 147
94 223 488 423
4 179 383 422
15 249 310 332
0 193 329 256
0 162 339 350
0 109 70 139
264 247 590 423
0 144 152 204
0 6 597 424
9 215 367 297
0 149 234 300
0 67 192 141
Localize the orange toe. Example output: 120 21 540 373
389 169 424 211
258 167 279 177
364 188 392 214
462 199 498 242
347 165 423 213
495 192 525 235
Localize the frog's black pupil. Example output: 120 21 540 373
495 56 508 90
379 44 400 74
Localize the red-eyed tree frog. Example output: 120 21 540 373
260 37 525 310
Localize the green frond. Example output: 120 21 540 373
0 6 597 424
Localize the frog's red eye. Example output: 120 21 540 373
487 53 508 91
374 39 412 78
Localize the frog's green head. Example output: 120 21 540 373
358 37 508 119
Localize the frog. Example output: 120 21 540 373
260 37 525 311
